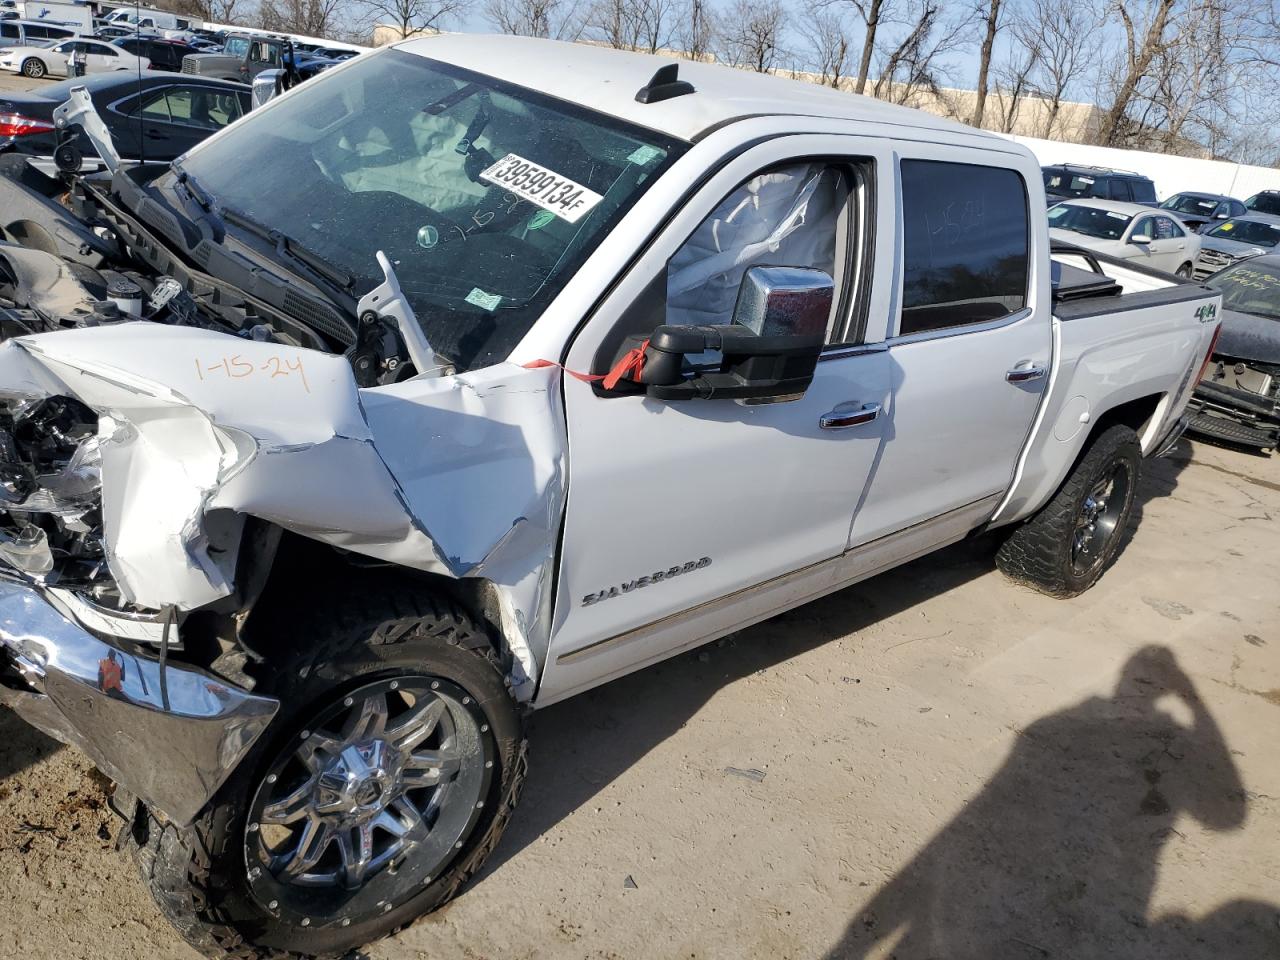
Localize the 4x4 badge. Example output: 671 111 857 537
1195 303 1218 322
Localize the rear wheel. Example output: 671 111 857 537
1176 262 1194 279
132 589 527 959
996 425 1141 597
21 58 46 79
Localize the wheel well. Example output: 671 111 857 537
238 530 510 666
1084 393 1164 453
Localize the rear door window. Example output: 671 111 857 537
1131 179 1157 204
899 159 1030 335
1108 179 1132 201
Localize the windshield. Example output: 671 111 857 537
223 36 248 58
1047 203 1131 240
1205 219 1280 247
177 48 682 373
1043 168 1098 198
1246 193 1280 216
1214 261 1280 320
1163 194 1218 215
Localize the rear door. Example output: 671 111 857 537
848 148 1052 547
542 136 896 702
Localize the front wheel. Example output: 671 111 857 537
1176 262 1194 279
21 58 46 79
996 424 1141 597
133 589 527 959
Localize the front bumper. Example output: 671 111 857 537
0 579 278 825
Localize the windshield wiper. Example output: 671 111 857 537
221 205 355 293
171 162 215 213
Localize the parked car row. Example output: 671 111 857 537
1040 165 1280 453
0 70 251 171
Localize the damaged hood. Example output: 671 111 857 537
1215 308 1280 366
0 323 567 688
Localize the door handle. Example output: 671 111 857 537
820 403 881 429
1006 363 1047 383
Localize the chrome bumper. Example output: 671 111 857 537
0 579 278 825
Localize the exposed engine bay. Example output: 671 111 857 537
0 168 565 694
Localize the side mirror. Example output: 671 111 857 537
1130 234 1152 245
613 266 832 402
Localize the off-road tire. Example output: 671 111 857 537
996 424 1141 598
129 587 527 959
21 58 46 79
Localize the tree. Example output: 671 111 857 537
801 2 852 86
258 0 346 35
484 0 584 38
358 0 468 38
1094 0 1177 146
968 0 1002 127
678 0 718 60
1017 0 1098 139
869 0 963 106
718 0 786 72
992 29 1039 133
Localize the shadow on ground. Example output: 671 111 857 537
0 705 60 782
824 646 1279 959
487 441 1194 878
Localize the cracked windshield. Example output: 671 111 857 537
178 48 682 372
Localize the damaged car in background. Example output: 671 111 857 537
0 35 1221 960
1187 253 1280 451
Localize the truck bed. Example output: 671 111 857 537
991 245 1221 527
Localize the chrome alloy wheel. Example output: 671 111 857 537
245 676 494 926
1070 462 1131 575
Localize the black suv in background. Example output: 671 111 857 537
113 36 203 72
1245 191 1280 216
1042 164 1158 207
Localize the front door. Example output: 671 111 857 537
540 137 897 704
849 150 1052 547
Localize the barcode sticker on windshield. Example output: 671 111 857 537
480 153 604 224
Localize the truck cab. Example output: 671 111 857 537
0 35 1220 960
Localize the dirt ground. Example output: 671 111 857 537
3 433 1279 960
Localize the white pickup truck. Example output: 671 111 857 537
0 36 1221 959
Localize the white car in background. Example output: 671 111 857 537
0 36 147 79
1048 199 1201 278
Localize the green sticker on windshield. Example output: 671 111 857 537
527 209 556 231
627 145 663 166
465 287 503 312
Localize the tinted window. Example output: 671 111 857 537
1246 193 1280 216
1131 179 1157 204
900 160 1029 335
1048 202 1131 240
0 22 18 38
1108 179 1132 201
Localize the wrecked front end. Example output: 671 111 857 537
0 188 567 827
1188 309 1280 452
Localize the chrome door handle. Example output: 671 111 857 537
1006 364 1047 383
820 403 881 429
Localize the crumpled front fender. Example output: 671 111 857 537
0 323 567 693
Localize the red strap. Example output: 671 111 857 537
523 339 648 390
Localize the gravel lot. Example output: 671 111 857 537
2 434 1278 960
0 67 1277 957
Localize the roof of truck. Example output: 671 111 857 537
395 34 1007 145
